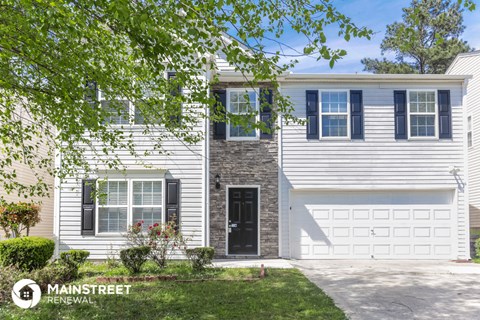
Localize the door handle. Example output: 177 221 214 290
229 223 238 228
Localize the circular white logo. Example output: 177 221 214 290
12 279 41 309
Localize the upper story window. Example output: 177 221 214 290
408 91 437 138
320 91 349 138
101 100 130 125
97 179 163 234
468 115 473 148
226 89 258 140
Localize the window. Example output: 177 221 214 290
468 115 473 148
132 181 162 228
227 89 258 140
97 179 163 234
98 181 128 233
320 91 349 138
408 91 437 138
101 100 130 125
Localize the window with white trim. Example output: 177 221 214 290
227 89 258 140
132 181 162 227
468 115 473 148
97 179 163 233
100 100 131 125
98 181 128 233
408 91 436 137
320 91 349 137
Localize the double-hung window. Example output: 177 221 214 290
132 180 163 227
97 179 163 234
100 100 131 125
320 91 349 138
227 89 259 140
408 91 437 138
98 181 129 233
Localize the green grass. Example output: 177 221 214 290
0 266 345 320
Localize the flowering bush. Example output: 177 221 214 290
0 202 41 238
125 220 188 268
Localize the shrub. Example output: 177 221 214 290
125 220 188 268
0 236 54 271
186 247 215 271
60 250 90 267
32 261 78 291
0 201 41 237
0 265 27 303
475 238 480 258
120 246 150 274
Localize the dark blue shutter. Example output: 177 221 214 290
260 88 273 139
350 90 363 139
81 179 96 236
394 91 407 140
306 90 319 139
165 179 180 228
167 72 181 123
213 90 227 140
85 81 98 108
438 90 452 139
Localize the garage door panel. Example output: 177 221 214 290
291 192 456 259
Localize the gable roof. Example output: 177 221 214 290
446 50 480 74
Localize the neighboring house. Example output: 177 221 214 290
447 51 480 242
0 107 54 240
55 57 471 260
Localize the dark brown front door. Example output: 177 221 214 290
228 188 258 255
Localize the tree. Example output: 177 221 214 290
361 0 475 74
0 0 474 197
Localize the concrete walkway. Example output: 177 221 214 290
212 259 293 269
292 260 480 320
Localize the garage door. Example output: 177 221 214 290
290 190 456 259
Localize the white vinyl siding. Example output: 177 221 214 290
447 53 480 229
279 81 467 259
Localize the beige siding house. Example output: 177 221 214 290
447 51 480 234
0 107 54 239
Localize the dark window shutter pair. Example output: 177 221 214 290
260 88 274 139
306 90 363 140
394 90 451 139
165 179 181 228
81 179 96 236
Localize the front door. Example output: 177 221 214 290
228 188 258 255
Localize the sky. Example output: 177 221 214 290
270 0 480 74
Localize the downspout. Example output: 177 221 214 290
53 144 62 258
204 58 213 247
462 78 471 260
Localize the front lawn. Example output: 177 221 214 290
0 263 345 320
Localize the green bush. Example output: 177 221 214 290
32 261 78 291
60 250 90 266
0 265 27 303
120 246 150 274
475 238 480 258
186 247 215 271
0 236 54 271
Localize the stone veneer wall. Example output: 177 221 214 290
209 84 279 258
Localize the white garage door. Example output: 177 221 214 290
290 190 457 259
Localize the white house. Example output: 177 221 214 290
54 59 471 260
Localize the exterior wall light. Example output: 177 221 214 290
215 174 221 189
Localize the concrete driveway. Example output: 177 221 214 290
292 260 480 320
